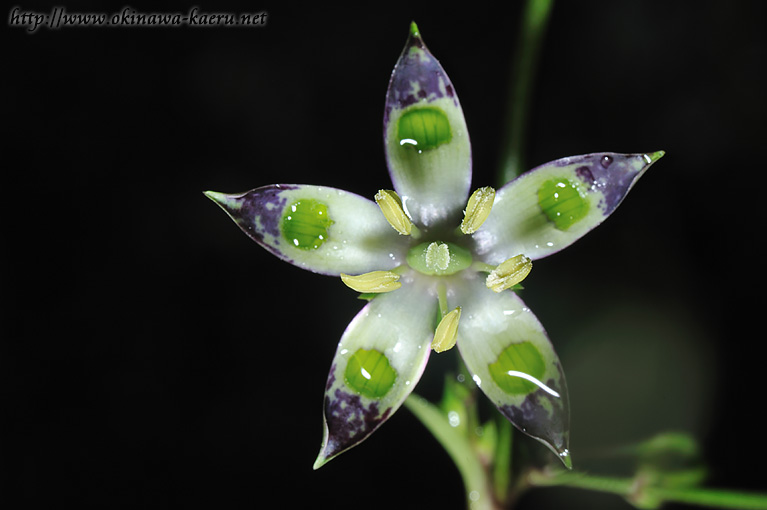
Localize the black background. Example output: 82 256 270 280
5 1 766 508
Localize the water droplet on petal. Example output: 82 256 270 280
344 348 397 399
281 199 334 250
558 448 573 470
397 106 452 151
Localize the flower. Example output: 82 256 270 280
205 22 663 471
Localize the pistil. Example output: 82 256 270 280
406 241 473 276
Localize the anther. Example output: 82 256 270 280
486 254 532 293
460 186 495 234
432 307 461 353
375 189 413 236
340 270 401 293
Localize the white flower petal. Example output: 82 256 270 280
383 24 471 228
314 274 436 467
455 276 571 467
206 184 409 275
474 152 663 262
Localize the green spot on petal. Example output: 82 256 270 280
397 107 452 151
489 341 546 396
281 199 333 250
537 179 589 231
344 349 397 399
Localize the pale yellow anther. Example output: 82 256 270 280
486 254 532 293
340 271 401 293
460 186 496 234
432 307 461 353
375 189 413 235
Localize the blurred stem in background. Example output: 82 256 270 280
497 0 554 187
529 468 767 510
408 377 767 510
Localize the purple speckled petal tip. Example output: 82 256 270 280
205 184 408 276
473 151 664 263
383 22 472 229
314 274 435 468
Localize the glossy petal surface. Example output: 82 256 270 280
205 185 408 276
383 24 472 228
456 277 570 466
473 152 663 263
315 274 436 468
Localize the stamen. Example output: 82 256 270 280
432 307 461 353
460 186 495 234
486 254 532 293
437 283 449 317
340 271 401 293
375 189 414 236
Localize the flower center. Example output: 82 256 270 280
406 241 472 276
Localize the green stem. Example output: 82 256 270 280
497 0 555 186
528 471 767 510
405 394 499 510
650 488 767 510
492 416 513 504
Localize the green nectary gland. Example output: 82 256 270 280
397 106 452 151
489 341 546 396
344 348 397 399
537 178 589 231
281 199 333 250
406 241 473 276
